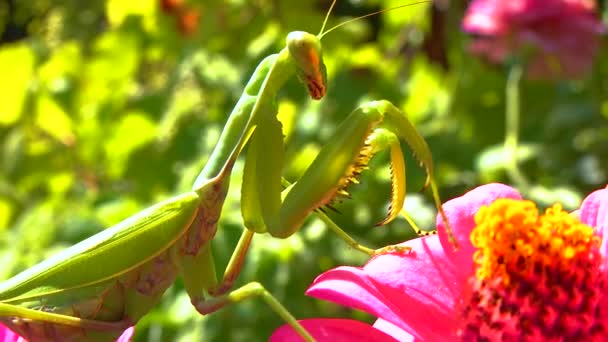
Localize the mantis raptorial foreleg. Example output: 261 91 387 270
242 99 449 240
0 1 450 341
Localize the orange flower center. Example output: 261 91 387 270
458 198 608 340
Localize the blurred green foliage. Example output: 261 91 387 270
0 0 607 341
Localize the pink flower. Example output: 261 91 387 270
462 0 605 79
0 324 134 342
271 183 608 341
0 324 24 342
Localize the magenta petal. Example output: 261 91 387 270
307 236 461 340
116 327 134 342
462 0 506 34
579 186 608 258
270 319 398 342
436 183 522 275
0 324 132 342
461 0 605 79
306 266 407 331
373 318 414 342
0 325 25 342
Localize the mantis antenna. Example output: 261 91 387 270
319 0 338 36
318 0 431 39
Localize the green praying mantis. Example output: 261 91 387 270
0 1 452 341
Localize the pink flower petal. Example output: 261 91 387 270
579 186 608 258
307 236 459 340
0 325 25 342
270 319 398 342
282 183 608 341
462 0 507 34
306 183 522 340
436 183 522 277
373 318 414 342
116 327 134 342
462 0 605 79
0 324 133 342
306 266 408 331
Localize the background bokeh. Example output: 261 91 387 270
0 0 607 341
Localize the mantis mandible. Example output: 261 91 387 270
0 1 451 341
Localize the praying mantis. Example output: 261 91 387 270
0 1 451 341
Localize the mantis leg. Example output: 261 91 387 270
0 303 130 331
281 178 409 257
314 207 412 256
243 100 454 245
179 234 313 342
194 282 314 342
400 208 437 237
208 228 255 296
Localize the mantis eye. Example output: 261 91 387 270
286 31 327 100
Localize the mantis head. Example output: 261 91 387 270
285 1 430 101
286 31 328 100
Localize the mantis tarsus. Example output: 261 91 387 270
0 1 451 341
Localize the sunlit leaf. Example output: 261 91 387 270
106 0 157 32
404 58 448 122
80 31 140 110
38 42 82 92
0 44 34 125
277 100 296 140
47 172 74 197
527 185 582 211
384 0 431 29
104 111 157 177
36 93 75 145
476 143 540 172
0 199 12 230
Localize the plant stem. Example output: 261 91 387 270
504 63 529 189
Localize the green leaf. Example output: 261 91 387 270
106 0 157 32
0 44 35 125
104 112 157 177
35 93 75 145
0 199 13 230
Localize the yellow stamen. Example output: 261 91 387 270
459 198 607 340
470 199 600 285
